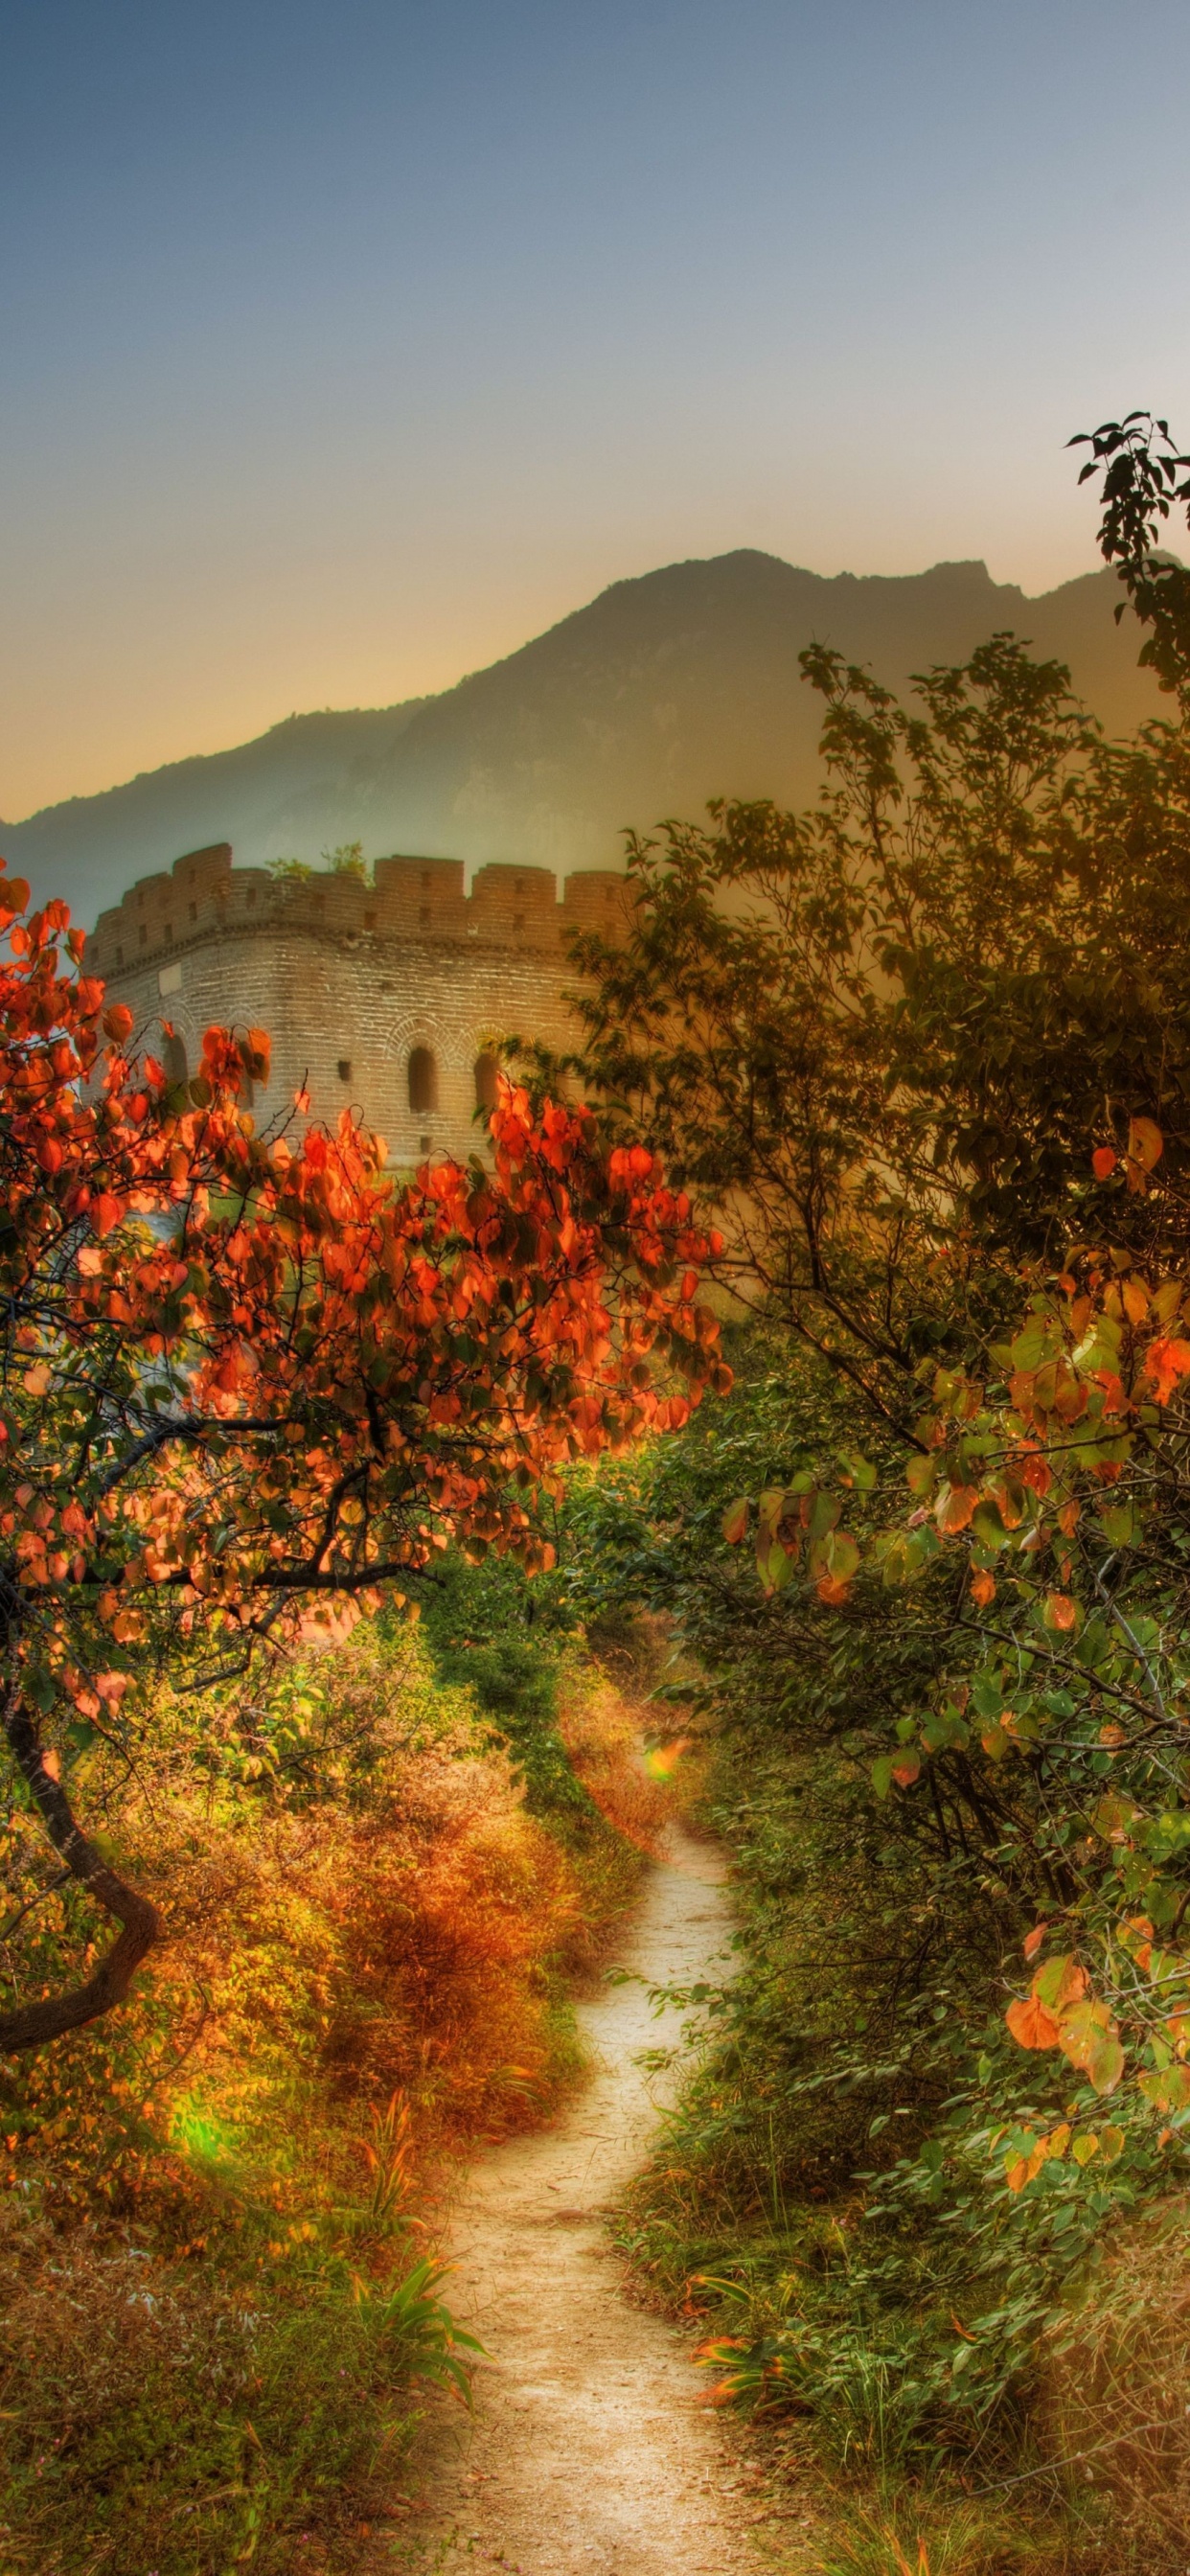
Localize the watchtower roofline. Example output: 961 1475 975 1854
87 846 629 981
85 844 630 1171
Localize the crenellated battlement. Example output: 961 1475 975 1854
87 845 629 980
86 843 630 1169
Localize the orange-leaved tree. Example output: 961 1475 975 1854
0 870 727 2052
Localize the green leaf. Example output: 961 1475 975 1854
838 1450 878 1492
808 1488 841 1541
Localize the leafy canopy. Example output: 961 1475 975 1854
0 878 724 2048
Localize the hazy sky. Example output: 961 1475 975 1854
5 0 1190 818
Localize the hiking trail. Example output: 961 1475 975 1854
385 1821 816 2574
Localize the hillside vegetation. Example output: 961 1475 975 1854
531 414 1190 2569
7 409 1190 2576
0 1599 667 2575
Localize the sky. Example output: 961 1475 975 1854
4 0 1190 820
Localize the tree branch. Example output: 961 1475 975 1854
0 1696 160 2053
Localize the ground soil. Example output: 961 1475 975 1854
382 1823 816 2575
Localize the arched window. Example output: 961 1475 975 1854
473 1050 499 1112
163 1032 189 1089
407 1046 438 1114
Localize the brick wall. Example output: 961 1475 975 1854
87 845 631 1164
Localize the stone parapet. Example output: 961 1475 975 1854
87 844 630 1167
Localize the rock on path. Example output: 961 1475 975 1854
386 1823 774 2576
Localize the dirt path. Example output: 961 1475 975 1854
386 1823 793 2575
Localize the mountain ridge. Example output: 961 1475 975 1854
4 551 1162 926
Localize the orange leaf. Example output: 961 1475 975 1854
1042 1591 1079 1632
1145 1336 1190 1403
970 1568 995 1607
1006 1995 1061 2050
1091 1147 1117 1180
1023 1922 1047 1961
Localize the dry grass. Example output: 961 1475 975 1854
1039 2195 1190 2569
558 1665 674 1855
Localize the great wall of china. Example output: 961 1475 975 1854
89 843 629 1164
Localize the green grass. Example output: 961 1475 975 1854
0 2195 484 2574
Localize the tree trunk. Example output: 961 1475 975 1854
0 1697 160 2052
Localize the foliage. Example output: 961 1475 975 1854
546 584 1190 1433
419 1545 583 1812
0 1610 659 2571
322 839 370 880
557 414 1190 2546
0 880 721 2047
1070 410 1190 700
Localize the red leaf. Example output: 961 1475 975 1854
1145 1336 1190 1403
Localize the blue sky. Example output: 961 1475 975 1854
4 0 1190 815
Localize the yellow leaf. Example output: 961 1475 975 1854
1122 1276 1150 1325
1129 1116 1164 1173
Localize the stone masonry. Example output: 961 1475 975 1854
89 845 629 1167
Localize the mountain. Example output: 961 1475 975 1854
2 552 1165 926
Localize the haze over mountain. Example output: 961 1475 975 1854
3 550 1164 928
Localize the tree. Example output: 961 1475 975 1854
696 414 1190 2167
1070 409 1190 699
0 877 725 2050
557 403 1190 2181
550 588 1190 1442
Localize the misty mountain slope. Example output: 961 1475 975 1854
4 552 1162 924
2 703 425 926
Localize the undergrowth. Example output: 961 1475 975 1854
565 1340 1187 2571
0 1595 662 2573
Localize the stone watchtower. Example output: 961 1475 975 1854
87 846 629 1164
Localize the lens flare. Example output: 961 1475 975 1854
643 1736 691 1782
